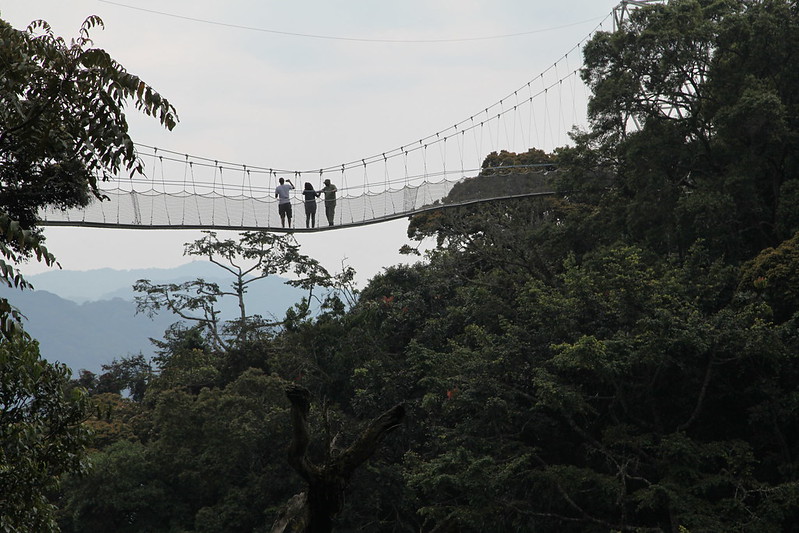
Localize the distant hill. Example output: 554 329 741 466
1 288 176 375
2 262 306 375
24 261 306 320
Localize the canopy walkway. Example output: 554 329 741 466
37 1 659 232
39 148 558 231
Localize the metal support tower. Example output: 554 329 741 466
613 0 668 31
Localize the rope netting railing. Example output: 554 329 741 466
38 7 635 231
38 160 557 231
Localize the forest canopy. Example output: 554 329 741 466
0 14 175 531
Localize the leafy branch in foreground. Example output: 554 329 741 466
0 14 178 530
0 211 57 338
0 14 178 339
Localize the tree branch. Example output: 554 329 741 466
283 384 405 533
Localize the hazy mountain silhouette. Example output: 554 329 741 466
4 262 306 375
2 288 176 375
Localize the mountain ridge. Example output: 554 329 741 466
4 262 306 375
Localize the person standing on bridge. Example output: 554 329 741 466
302 182 320 228
275 177 294 228
320 178 337 226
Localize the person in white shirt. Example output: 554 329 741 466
275 177 295 228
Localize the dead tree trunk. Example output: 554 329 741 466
275 384 405 533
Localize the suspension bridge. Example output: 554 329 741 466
38 1 661 232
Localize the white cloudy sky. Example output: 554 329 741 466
2 0 620 286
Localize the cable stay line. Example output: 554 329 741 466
99 0 606 44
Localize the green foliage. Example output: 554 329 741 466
0 211 57 339
0 16 177 227
441 148 556 204
0 12 178 528
60 370 296 533
0 336 89 532
147 324 221 394
90 354 153 401
82 392 144 451
58 440 172 533
0 14 177 340
389 238 799 532
54 2 799 531
739 231 799 322
408 148 557 249
580 0 799 261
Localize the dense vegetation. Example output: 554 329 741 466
0 14 175 532
3 0 799 531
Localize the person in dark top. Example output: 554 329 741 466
302 182 320 228
320 179 337 226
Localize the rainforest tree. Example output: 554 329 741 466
0 14 176 335
581 0 799 261
0 337 90 532
0 14 176 529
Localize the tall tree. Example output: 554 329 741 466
60 369 298 533
0 16 177 228
581 0 799 261
0 14 177 529
134 231 339 353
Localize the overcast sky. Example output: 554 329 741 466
2 0 621 286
